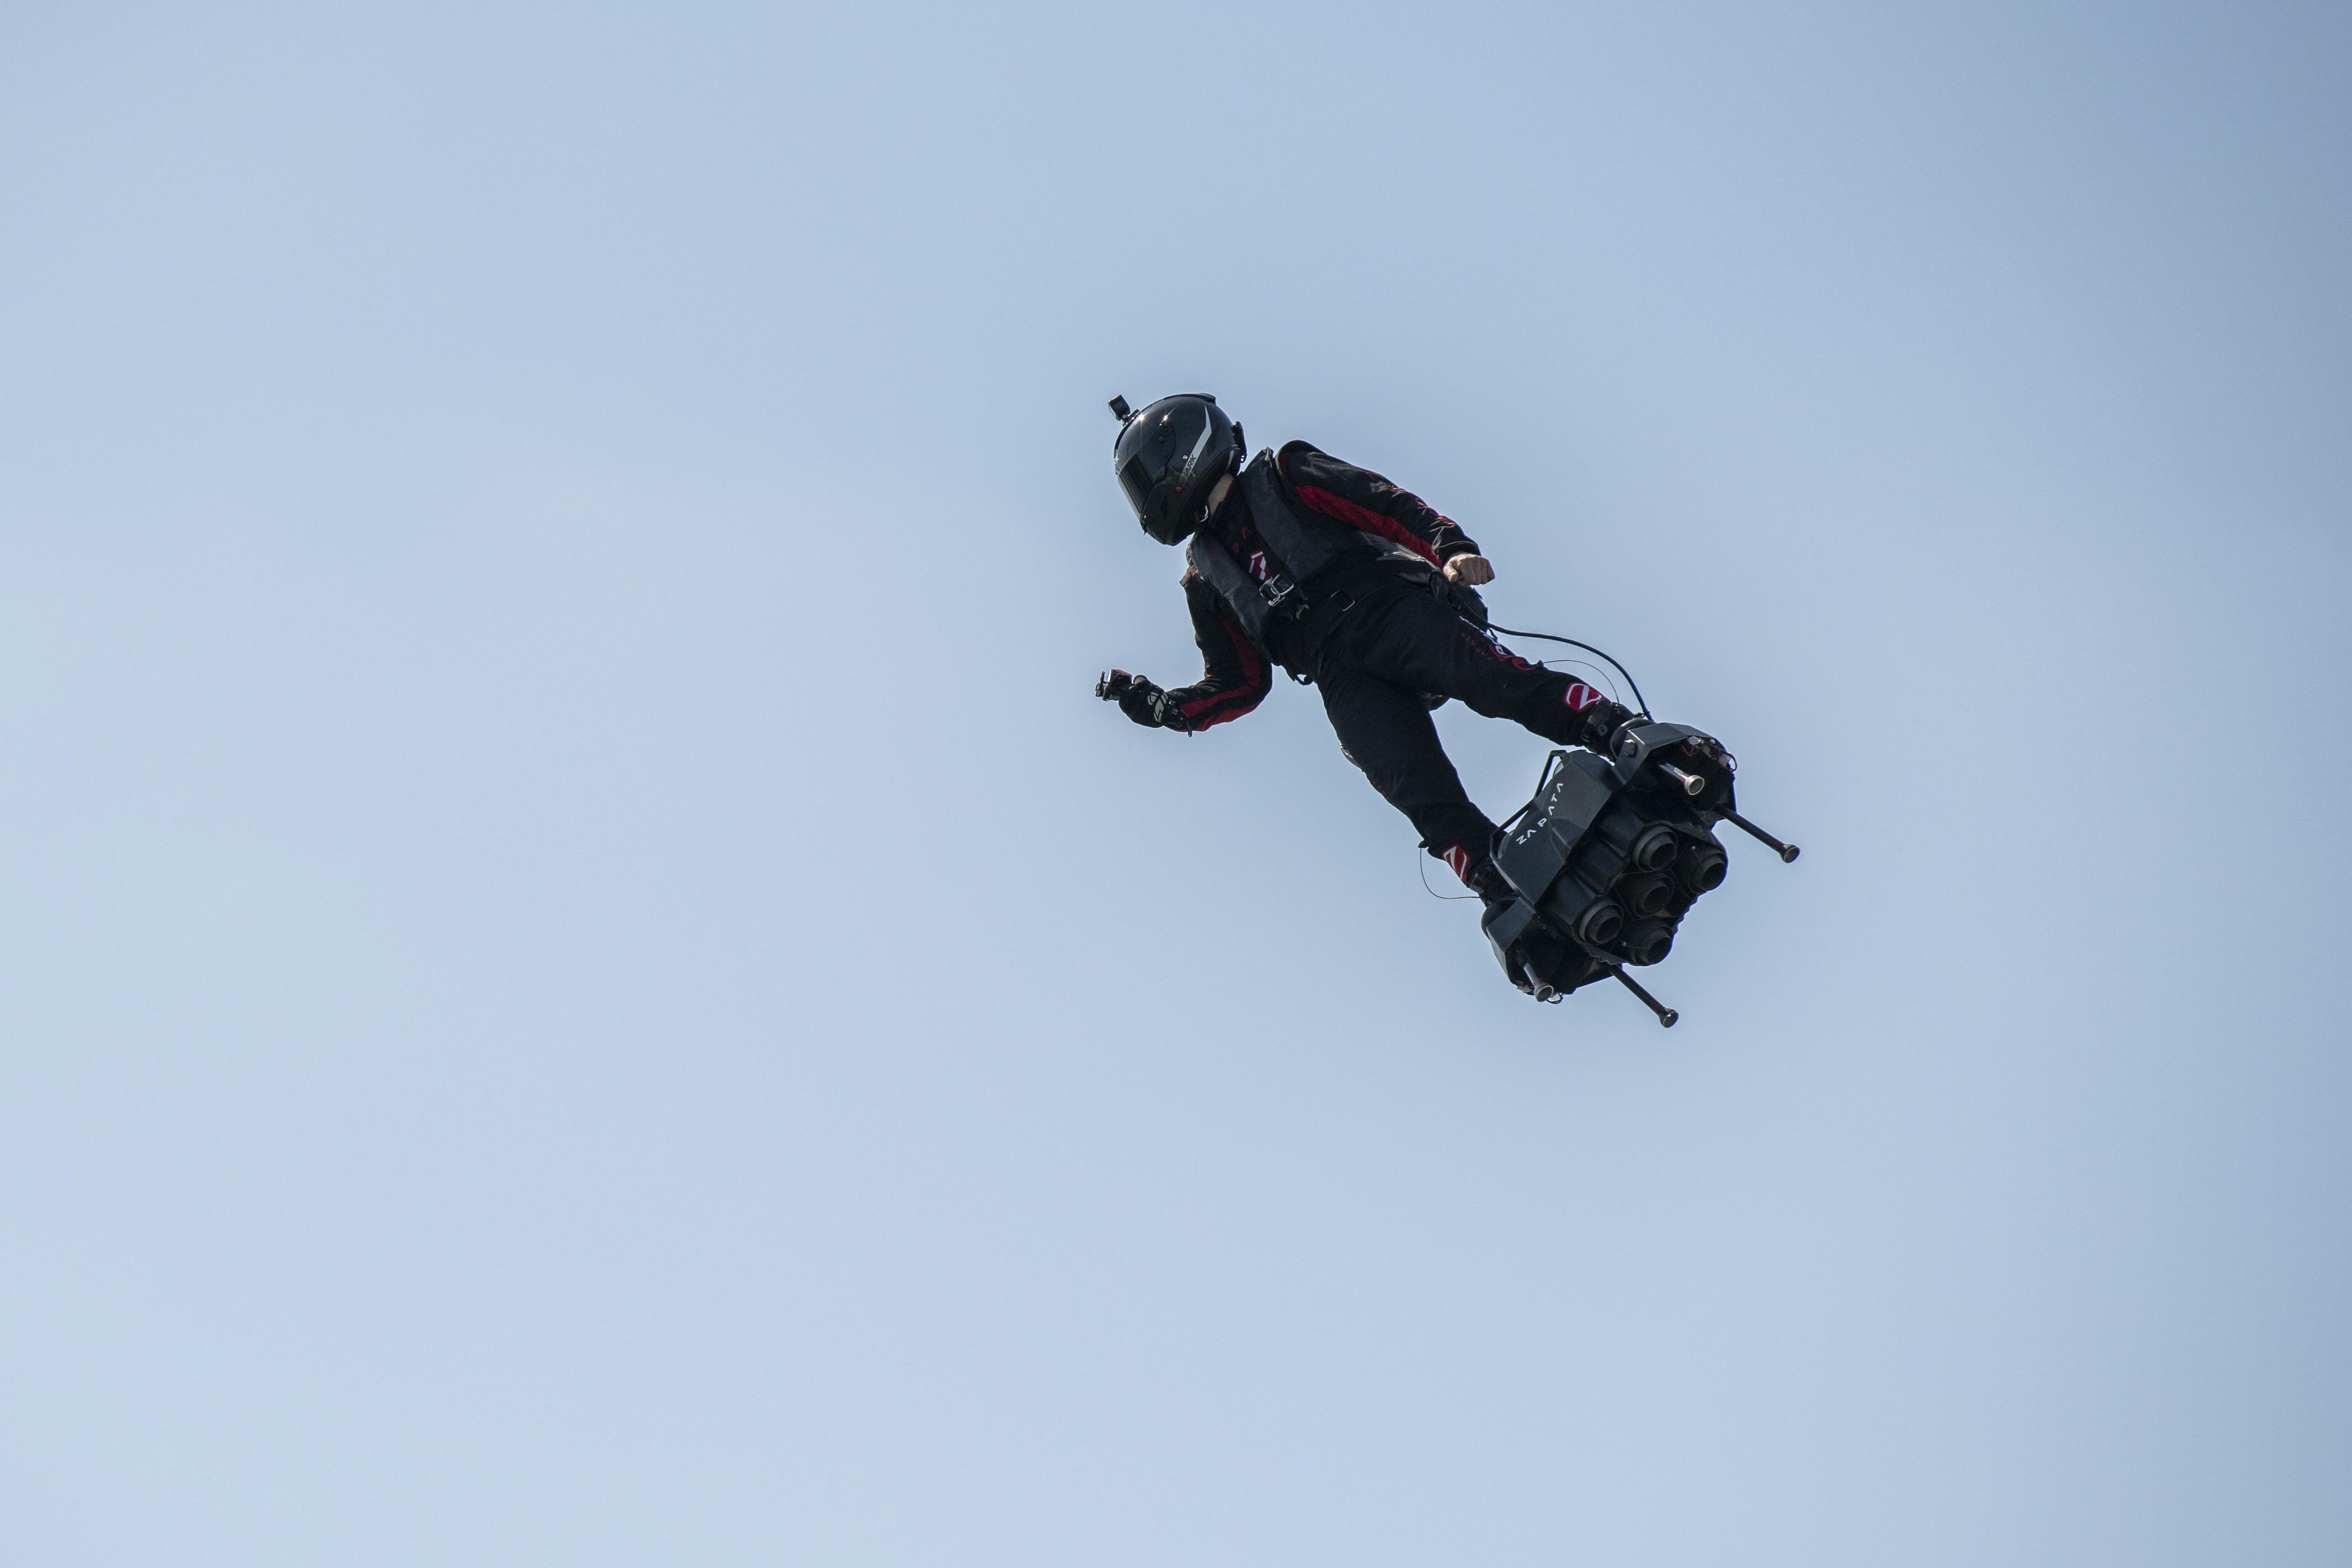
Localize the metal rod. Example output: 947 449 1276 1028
1657 762 1706 797
1723 809 1801 863
1611 967 1679 1028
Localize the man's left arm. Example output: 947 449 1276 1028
1276 441 1493 583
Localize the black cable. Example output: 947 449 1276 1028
1482 623 1651 719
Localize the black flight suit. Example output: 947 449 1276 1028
1163 442 1612 881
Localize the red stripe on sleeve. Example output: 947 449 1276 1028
1293 484 1443 566
1178 616 1270 728
1226 616 1265 689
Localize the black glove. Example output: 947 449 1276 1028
1095 669 1191 731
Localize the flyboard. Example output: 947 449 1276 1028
1479 719 1799 1027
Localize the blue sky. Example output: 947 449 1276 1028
3 3 2348 1563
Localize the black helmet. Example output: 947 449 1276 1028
1108 392 1245 545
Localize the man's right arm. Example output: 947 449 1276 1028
1162 574 1272 731
1100 576 1271 733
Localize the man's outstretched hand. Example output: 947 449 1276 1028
1444 554 1495 587
1096 669 1191 731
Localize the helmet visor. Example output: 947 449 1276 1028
1117 454 1161 518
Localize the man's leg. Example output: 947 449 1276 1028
1317 658 1500 883
1340 590 1625 747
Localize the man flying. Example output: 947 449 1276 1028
1094 392 1635 911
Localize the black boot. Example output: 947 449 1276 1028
1463 854 1520 914
1570 696 1636 753
1437 843 1520 913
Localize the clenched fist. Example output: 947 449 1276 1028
1095 669 1192 731
1443 554 1495 587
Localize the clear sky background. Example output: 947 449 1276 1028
3 2 2348 1563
